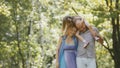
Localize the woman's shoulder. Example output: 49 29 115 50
60 35 67 40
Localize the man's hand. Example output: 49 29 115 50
97 36 103 45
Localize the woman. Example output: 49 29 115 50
56 16 78 68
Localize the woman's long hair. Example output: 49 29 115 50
62 16 73 32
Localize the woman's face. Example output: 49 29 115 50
67 27 77 36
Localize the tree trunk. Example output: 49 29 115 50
15 19 25 68
12 1 25 68
111 17 120 68
105 0 120 68
113 0 120 68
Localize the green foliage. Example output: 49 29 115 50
0 0 119 68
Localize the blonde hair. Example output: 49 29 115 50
62 16 73 32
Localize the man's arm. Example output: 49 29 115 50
93 27 104 45
97 34 104 45
84 20 98 40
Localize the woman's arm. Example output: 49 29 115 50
75 31 89 48
56 37 62 68
75 31 85 42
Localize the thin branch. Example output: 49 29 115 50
103 37 114 59
72 7 79 15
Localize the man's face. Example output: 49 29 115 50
80 23 87 32
75 20 82 29
74 16 83 28
75 19 86 32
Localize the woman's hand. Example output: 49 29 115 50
56 62 59 68
75 30 80 37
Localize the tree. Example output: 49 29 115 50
91 0 120 67
106 0 120 67
0 0 119 68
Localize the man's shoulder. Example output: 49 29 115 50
92 26 98 30
92 26 99 32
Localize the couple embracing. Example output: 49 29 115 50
56 16 103 68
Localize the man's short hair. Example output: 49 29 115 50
72 16 84 24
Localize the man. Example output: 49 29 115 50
73 16 103 68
